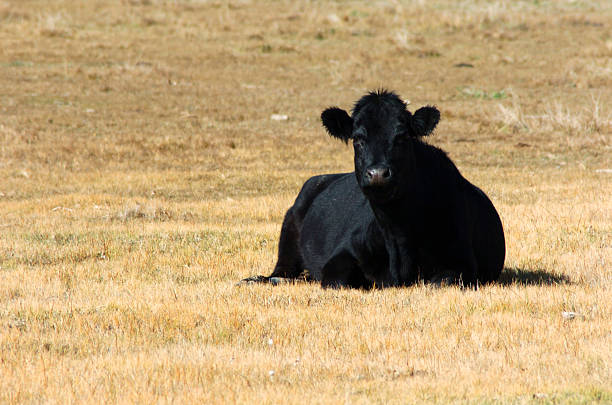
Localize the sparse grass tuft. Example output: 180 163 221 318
497 93 612 140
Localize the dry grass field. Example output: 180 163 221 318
1 0 611 403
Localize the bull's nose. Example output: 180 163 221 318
365 165 392 186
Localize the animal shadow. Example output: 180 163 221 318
497 267 571 286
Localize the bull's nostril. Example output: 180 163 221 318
365 166 392 185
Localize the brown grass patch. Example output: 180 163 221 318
1 0 611 403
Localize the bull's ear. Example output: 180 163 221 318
321 107 353 143
410 106 440 137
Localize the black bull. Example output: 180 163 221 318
242 90 505 288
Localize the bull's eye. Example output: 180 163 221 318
393 136 408 146
353 139 365 149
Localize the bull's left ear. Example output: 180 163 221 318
321 107 353 143
410 106 440 137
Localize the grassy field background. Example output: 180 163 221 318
1 0 611 403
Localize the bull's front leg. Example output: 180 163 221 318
372 215 418 286
385 241 418 286
321 252 372 289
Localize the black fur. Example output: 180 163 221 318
242 90 505 288
321 107 352 143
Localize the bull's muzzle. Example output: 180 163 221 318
364 165 392 188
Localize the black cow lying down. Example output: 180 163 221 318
242 90 505 288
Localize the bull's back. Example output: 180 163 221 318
291 173 348 218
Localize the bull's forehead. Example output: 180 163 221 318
354 103 404 137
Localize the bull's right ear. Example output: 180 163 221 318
321 107 353 143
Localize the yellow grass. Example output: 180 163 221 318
1 0 611 403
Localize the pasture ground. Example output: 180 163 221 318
1 0 611 403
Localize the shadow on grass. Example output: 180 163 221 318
239 268 573 288
497 267 571 286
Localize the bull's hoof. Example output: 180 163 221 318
236 276 297 286
268 277 295 285
236 275 269 285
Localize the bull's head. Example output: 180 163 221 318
321 90 440 203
